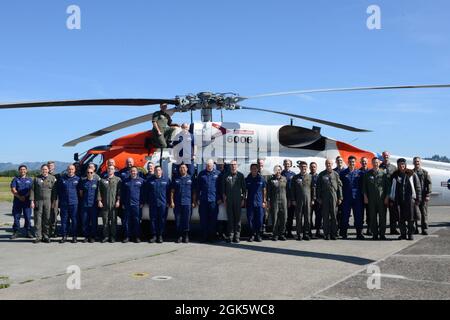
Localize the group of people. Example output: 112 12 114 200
8 151 432 244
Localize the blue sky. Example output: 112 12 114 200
1 0 449 163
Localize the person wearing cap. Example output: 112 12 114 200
317 159 343 240
390 158 421 240
291 161 314 241
381 151 399 235
152 103 177 148
10 165 33 239
363 157 390 240
413 157 432 235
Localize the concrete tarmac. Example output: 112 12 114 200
0 202 448 300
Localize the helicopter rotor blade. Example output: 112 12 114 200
240 106 371 132
241 84 450 100
0 98 177 109
63 108 177 147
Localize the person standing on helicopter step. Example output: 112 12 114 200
334 156 346 237
281 159 296 239
119 158 144 180
152 103 178 149
121 167 145 243
340 156 365 240
359 157 371 236
222 160 246 243
413 157 432 235
267 165 288 241
291 161 314 241
245 164 267 242
10 165 33 240
79 168 99 243
381 151 399 235
317 159 343 240
390 158 421 241
309 162 321 238
98 165 122 243
145 166 170 244
58 165 81 244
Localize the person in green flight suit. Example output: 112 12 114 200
152 103 178 148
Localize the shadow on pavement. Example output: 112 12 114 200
207 242 375 266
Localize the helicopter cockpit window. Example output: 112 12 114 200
278 126 326 151
82 154 104 174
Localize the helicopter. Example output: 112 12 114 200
1 84 450 222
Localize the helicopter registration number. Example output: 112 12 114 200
227 136 253 144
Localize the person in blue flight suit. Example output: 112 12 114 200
196 159 221 242
340 156 365 240
170 164 197 243
121 166 145 243
79 168 100 243
58 165 81 243
10 165 33 239
145 166 170 244
281 159 296 238
359 157 371 236
119 158 144 180
245 163 267 242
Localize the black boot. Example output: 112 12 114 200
60 237 67 244
176 236 182 244
255 234 262 242
248 235 254 242
26 231 34 239
356 230 365 240
148 236 156 244
182 232 189 243
156 236 163 244
10 232 19 240
71 237 77 244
